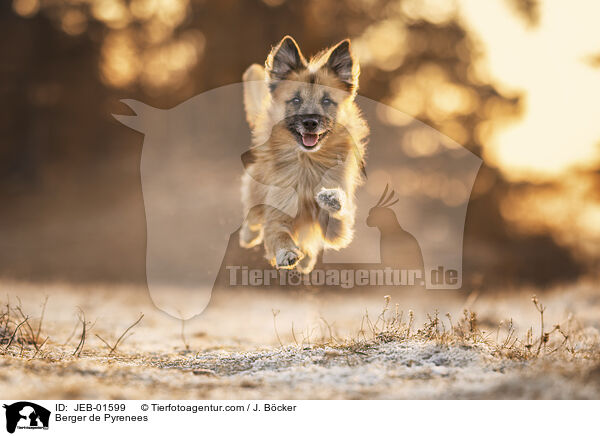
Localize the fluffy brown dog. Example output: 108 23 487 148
240 36 369 273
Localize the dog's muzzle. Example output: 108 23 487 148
287 114 331 149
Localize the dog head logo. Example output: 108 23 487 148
3 402 50 434
114 37 481 319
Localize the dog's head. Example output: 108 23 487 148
265 36 359 152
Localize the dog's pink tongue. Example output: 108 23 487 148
302 133 318 147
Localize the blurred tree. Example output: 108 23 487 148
504 0 540 27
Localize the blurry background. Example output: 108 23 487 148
1 0 599 288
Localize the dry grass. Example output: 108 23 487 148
1 285 600 399
275 293 600 364
0 300 145 360
2 292 598 363
95 313 144 355
0 297 49 358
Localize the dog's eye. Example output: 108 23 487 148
290 97 302 105
322 98 333 106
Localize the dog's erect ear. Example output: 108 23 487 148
266 36 305 88
326 39 359 95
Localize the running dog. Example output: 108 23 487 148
240 36 369 273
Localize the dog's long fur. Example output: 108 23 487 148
240 36 369 273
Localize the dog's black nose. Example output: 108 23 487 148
302 117 319 131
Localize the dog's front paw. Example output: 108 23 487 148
316 188 345 213
275 248 304 269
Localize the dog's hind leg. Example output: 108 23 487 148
240 170 267 248
240 204 264 248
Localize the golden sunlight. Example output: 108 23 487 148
459 0 600 181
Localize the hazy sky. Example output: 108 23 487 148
459 0 600 181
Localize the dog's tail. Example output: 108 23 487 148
242 64 268 130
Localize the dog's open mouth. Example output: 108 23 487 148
298 131 328 150
301 133 319 148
